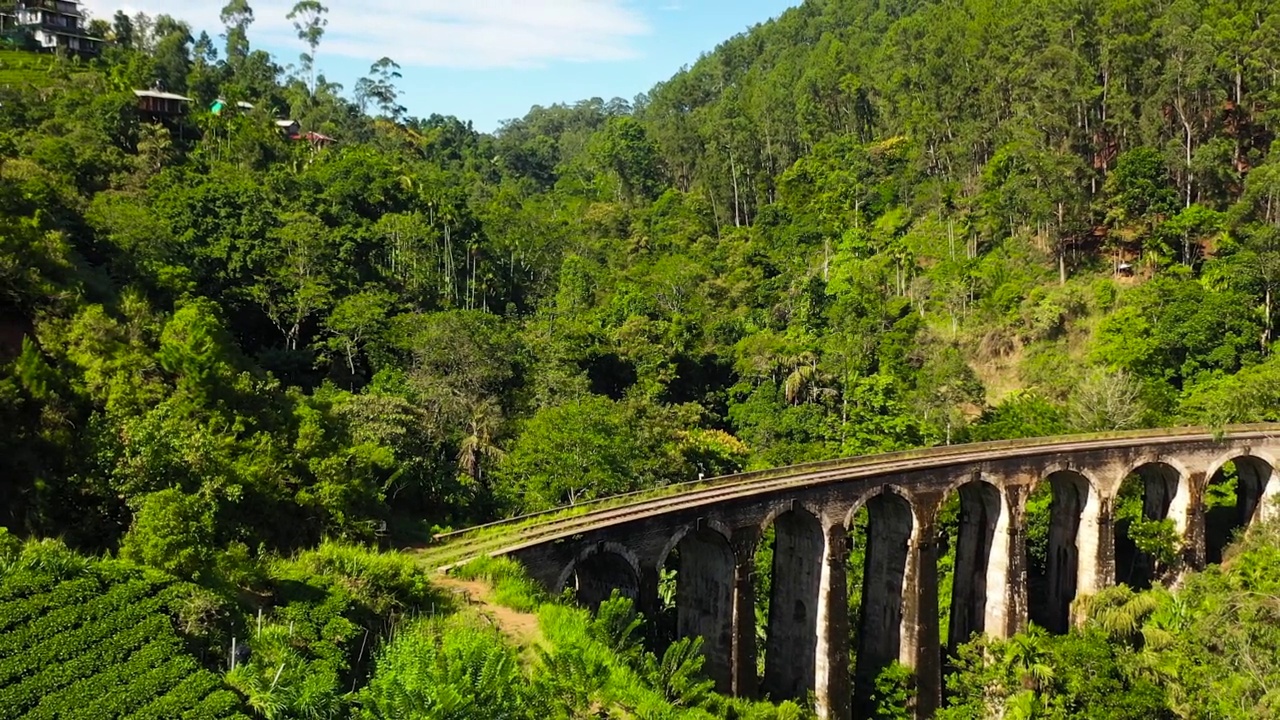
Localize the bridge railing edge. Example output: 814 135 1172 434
428 423 1280 546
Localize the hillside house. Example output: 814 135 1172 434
7 1 100 56
300 130 335 148
134 88 192 118
274 119 336 148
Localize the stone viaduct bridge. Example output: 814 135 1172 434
433 425 1280 719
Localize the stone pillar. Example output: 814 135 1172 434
1073 490 1112 625
675 528 736 693
1004 484 1030 636
638 563 661 638
982 485 1015 639
815 524 851 720
910 514 941 720
1182 471 1208 571
1043 475 1086 634
763 509 824 702
1238 458 1273 526
948 482 1001 650
730 532 758 699
854 493 916 714
1259 461 1280 523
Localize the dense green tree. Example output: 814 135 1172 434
220 0 254 66
496 395 675 510
119 487 216 580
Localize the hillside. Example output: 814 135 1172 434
1 0 1280 716
0 50 53 89
3 0 1278 546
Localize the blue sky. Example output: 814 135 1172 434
82 0 800 132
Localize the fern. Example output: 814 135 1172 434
644 636 715 708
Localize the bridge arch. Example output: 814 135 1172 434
758 505 825 702
557 542 642 611
1122 455 1193 525
1027 469 1098 633
656 518 736 570
658 524 737 692
1202 453 1277 564
756 499 829 537
849 489 916 709
844 483 920 529
1113 460 1187 589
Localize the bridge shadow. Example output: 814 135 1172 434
1027 471 1090 634
850 492 913 713
1204 456 1271 565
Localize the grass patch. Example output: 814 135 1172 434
0 49 54 88
451 556 549 613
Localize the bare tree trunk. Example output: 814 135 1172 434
1175 87 1194 208
1183 118 1194 209
728 147 742 228
1058 202 1067 285
1266 285 1273 350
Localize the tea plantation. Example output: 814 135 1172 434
0 548 247 720
0 50 54 90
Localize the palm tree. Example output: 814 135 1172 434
457 399 503 491
784 351 836 405
1005 689 1048 719
644 637 715 708
1001 627 1055 694
1079 585 1163 647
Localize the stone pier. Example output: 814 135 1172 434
763 509 824 701
675 527 737 691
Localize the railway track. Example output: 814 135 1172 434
415 424 1280 571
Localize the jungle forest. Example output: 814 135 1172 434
1 0 1279 717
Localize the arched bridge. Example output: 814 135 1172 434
429 425 1280 719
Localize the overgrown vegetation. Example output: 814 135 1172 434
4 0 1280 714
358 584 810 720
940 516 1280 719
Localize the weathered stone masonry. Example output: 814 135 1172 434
506 429 1280 719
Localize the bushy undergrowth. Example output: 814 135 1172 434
940 516 1280 719
226 543 453 719
358 589 810 720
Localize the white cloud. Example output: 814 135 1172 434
80 0 652 69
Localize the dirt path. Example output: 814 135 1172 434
432 574 543 650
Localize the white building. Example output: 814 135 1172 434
10 0 101 56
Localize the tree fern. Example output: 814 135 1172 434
643 637 714 709
589 593 645 665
